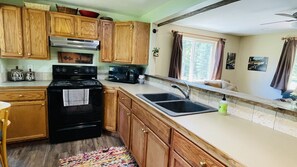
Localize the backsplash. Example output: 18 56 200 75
146 76 297 139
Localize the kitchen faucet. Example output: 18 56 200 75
171 81 191 99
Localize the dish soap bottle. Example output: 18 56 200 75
219 94 228 115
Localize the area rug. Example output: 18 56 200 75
59 146 137 167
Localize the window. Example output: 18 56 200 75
181 37 217 82
287 49 297 90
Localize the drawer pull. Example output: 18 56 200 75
121 97 125 100
199 161 207 167
18 52 22 55
18 94 24 97
41 103 45 106
127 113 131 116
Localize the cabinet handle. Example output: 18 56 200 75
130 24 134 30
199 161 207 167
18 94 24 97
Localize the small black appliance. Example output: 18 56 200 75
107 66 142 84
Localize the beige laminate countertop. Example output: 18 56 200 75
1 80 297 166
101 81 297 167
0 80 51 88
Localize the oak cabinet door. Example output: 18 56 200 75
103 87 117 132
50 12 75 37
113 22 133 63
76 17 98 39
0 6 23 58
145 128 169 167
100 20 114 62
7 101 47 142
130 114 147 166
118 102 131 147
23 8 48 59
170 151 191 167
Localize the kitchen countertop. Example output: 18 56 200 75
1 80 297 166
0 80 51 88
102 81 297 167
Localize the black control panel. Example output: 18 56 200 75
52 65 97 80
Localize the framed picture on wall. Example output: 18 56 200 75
58 52 93 64
247 56 268 72
226 52 236 70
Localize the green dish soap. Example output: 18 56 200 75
219 95 228 115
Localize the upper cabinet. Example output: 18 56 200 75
23 8 48 59
49 12 98 40
112 21 150 65
0 6 23 58
0 6 49 59
99 20 114 62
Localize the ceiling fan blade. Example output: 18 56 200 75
275 13 296 18
260 20 297 25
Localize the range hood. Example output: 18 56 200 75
50 36 99 50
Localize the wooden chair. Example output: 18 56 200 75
0 102 11 167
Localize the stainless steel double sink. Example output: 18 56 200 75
137 93 217 116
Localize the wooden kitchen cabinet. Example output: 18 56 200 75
103 86 117 132
0 88 47 143
0 5 23 58
100 20 114 62
172 130 225 167
0 5 49 59
113 21 150 65
76 17 98 39
118 102 131 147
130 102 170 167
170 151 192 167
49 12 75 37
50 12 99 39
23 8 49 59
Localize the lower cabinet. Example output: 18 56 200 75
0 88 47 143
118 102 131 147
8 101 47 142
103 87 117 132
130 114 169 167
171 130 225 167
170 151 191 167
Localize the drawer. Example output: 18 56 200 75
0 90 45 101
132 101 171 144
118 91 131 109
172 131 225 167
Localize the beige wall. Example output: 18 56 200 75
237 31 297 99
148 24 241 85
148 24 297 99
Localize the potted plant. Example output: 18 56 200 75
152 47 160 57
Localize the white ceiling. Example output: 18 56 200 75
172 0 297 36
49 0 171 16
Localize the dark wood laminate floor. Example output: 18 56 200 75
7 132 123 167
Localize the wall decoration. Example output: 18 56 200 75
226 52 236 69
58 52 93 64
248 56 268 72
152 47 160 57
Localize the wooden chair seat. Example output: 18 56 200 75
0 101 11 167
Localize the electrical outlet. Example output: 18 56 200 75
27 65 33 71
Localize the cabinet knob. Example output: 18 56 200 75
18 52 22 55
41 103 45 106
18 94 24 97
104 91 106 93
27 53 31 56
127 113 131 116
121 97 125 100
199 161 207 167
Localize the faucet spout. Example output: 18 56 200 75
171 81 191 99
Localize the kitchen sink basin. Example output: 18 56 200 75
136 93 217 116
138 93 183 102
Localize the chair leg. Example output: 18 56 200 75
2 143 8 167
0 146 4 167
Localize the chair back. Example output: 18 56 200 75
0 102 10 141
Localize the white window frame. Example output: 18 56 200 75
181 36 217 82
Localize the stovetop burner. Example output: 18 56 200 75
49 79 102 88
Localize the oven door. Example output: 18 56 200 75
48 87 103 129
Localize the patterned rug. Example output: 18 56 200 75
59 146 137 167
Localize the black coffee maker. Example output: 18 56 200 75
107 66 142 84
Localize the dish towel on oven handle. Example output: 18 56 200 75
63 89 89 106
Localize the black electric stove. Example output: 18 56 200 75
48 65 103 143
